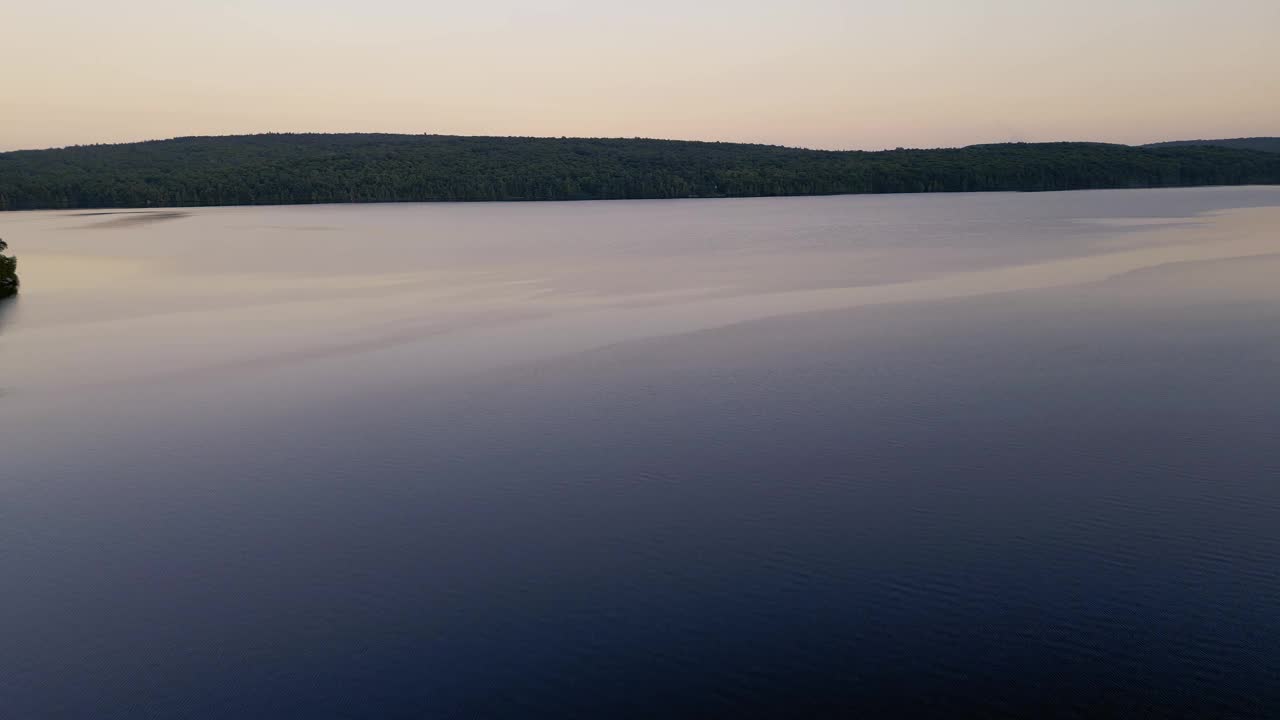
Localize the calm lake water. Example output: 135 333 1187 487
3 188 1280 718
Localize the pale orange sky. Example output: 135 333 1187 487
3 0 1277 152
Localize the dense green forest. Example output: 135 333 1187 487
1144 137 1280 154
1 134 1279 210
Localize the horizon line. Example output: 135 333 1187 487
3 131 1276 156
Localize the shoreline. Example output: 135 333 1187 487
2 182 1278 215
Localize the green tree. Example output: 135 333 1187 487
0 238 18 298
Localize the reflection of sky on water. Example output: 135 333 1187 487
4 187 1280 718
1 188 1279 400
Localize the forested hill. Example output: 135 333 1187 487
2 134 1280 210
1144 137 1280 154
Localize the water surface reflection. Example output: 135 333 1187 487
2 188 1280 718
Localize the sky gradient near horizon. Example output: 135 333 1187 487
3 0 1277 152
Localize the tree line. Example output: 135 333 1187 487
1144 137 1280 154
1 134 1279 210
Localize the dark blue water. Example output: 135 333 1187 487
3 189 1280 717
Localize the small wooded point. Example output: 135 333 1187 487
0 238 18 297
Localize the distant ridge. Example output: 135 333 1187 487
1144 137 1280 154
2 134 1279 210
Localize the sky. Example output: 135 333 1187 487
3 0 1277 152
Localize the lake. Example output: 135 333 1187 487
3 187 1280 718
